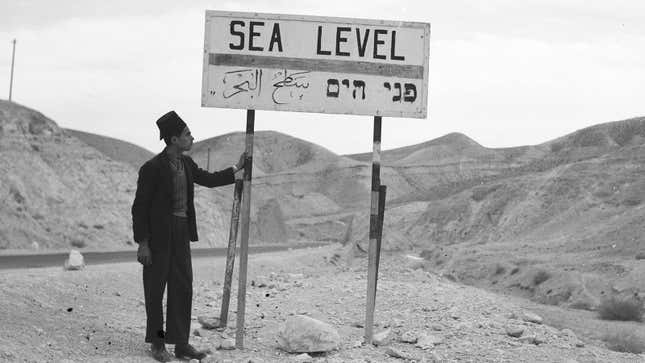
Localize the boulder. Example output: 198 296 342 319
372 329 392 346
277 315 340 353
64 250 85 270
293 353 313 363
399 330 418 343
521 311 543 324
385 347 417 360
416 333 443 349
198 316 221 329
404 254 425 270
505 325 524 338
219 338 235 350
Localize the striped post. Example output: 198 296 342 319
365 116 382 344
236 109 255 349
219 179 243 327
374 185 386 296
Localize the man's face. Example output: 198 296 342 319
173 126 194 152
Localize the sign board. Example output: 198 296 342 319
202 11 430 118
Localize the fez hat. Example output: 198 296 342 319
156 111 187 140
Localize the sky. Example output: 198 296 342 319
1 0 644 155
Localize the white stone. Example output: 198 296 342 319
277 315 340 353
198 316 221 329
293 353 313 362
521 311 543 324
219 338 235 350
399 330 418 343
404 254 425 270
372 328 391 346
505 325 524 338
416 333 443 349
64 250 85 270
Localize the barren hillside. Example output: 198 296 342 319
0 101 137 251
65 128 154 170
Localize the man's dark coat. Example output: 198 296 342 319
131 150 235 250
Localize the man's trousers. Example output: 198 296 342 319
143 216 193 345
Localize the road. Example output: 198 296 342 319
0 243 327 270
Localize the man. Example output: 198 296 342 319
131 110 245 362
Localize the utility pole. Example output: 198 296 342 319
9 39 16 102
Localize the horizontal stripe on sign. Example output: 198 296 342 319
209 53 423 79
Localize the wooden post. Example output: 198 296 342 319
365 116 382 344
9 39 16 102
236 109 254 349
219 179 243 327
374 185 386 296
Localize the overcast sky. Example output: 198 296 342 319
1 0 644 155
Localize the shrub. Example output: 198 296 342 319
70 238 86 248
510 267 520 275
533 270 551 285
93 224 104 230
598 297 644 322
419 249 433 260
603 330 645 354
636 252 645 260
442 273 457 282
494 264 506 275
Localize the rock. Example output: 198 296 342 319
430 323 443 331
399 330 418 343
415 333 443 349
198 316 221 329
372 328 391 346
426 351 443 363
404 255 425 270
189 359 200 363
219 338 235 350
201 353 224 363
575 340 585 348
293 353 313 362
521 311 543 324
505 325 524 338
385 347 417 360
193 328 215 338
519 335 544 345
277 315 340 353
64 250 85 270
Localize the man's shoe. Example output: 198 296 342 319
150 343 172 362
174 343 207 360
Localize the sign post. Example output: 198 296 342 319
202 10 430 348
219 179 243 327
365 116 382 343
235 110 255 348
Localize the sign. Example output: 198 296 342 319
202 11 430 118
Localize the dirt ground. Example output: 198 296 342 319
0 245 643 363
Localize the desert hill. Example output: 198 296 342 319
345 116 645 310
2 100 644 312
0 100 137 251
65 128 154 170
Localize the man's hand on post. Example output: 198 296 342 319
137 239 152 266
234 152 246 180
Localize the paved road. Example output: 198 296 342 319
0 243 326 270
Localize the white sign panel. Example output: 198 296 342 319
202 11 430 118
